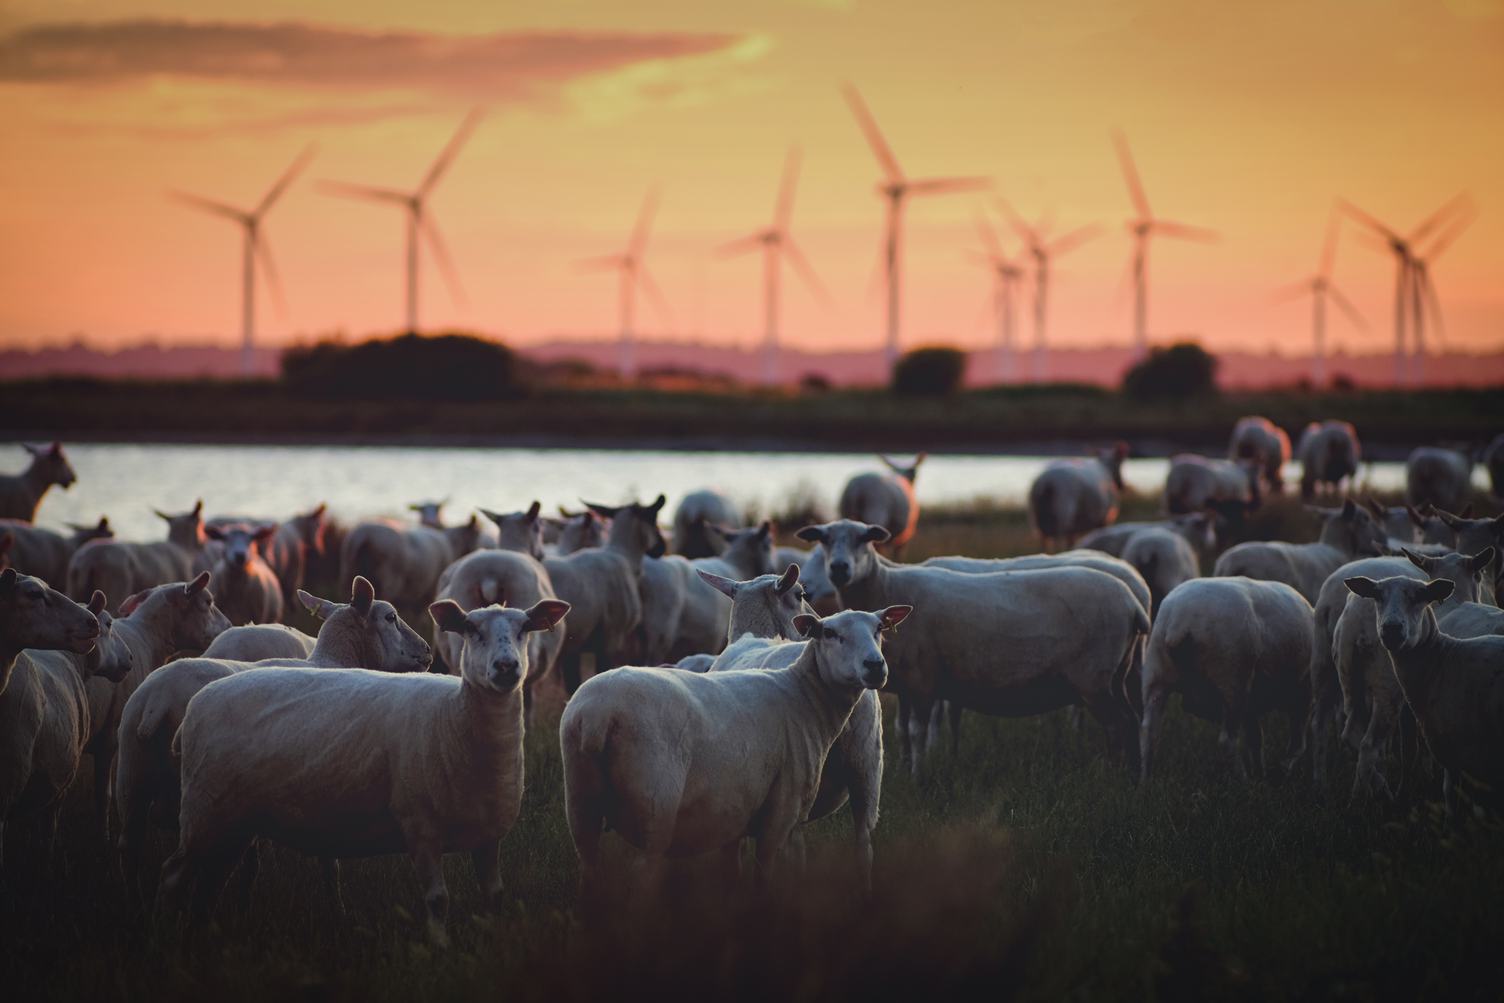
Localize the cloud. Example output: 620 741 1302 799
0 19 745 98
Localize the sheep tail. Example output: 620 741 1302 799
136 694 170 743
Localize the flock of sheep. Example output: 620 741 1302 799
1 426 1503 946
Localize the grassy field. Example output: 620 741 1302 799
4 491 1503 1000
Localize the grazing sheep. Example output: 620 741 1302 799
801 520 1149 774
0 517 113 587
1406 447 1475 514
1343 574 1504 809
561 604 909 893
1139 577 1313 783
1122 529 1201 614
202 623 316 662
672 490 742 559
66 501 208 610
1296 420 1360 499
0 442 77 523
1027 445 1127 551
552 508 609 556
839 454 925 557
1079 513 1217 561
1229 416 1292 494
115 576 431 907
203 523 284 626
1213 499 1387 602
0 571 107 866
340 513 484 611
1485 434 1504 500
1164 454 1260 516
544 496 666 693
160 597 568 945
478 502 546 561
1334 548 1489 801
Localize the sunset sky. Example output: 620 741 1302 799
1 0 1501 359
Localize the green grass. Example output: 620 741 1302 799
4 492 1504 1000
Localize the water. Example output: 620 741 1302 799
20 443 1443 540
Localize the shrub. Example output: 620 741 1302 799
1122 342 1218 400
892 346 967 396
282 332 525 401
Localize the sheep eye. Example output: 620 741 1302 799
385 613 397 624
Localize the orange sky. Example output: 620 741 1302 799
1 0 1501 359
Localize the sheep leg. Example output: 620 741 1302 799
1139 686 1169 784
1395 707 1421 800
470 841 505 912
905 697 934 778
408 840 450 947
753 810 801 890
945 701 964 756
895 698 912 770
92 749 115 841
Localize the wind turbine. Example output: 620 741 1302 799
320 110 480 335
1338 193 1471 386
1112 132 1218 359
1272 209 1366 386
717 149 829 386
1405 207 1474 385
843 85 990 368
171 146 314 377
578 189 674 380
996 199 1100 381
969 215 1025 383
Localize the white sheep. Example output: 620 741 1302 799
839 454 925 557
1027 445 1126 551
66 501 208 609
1405 447 1474 515
201 623 316 661
408 499 449 529
159 597 568 944
551 508 609 556
340 512 484 611
478 501 546 561
560 603 909 893
1296 420 1361 499
1229 416 1292 494
1213 499 1387 602
1164 454 1261 515
774 542 843 615
660 522 778 660
1139 576 1313 782
1485 434 1504 500
222 504 327 606
1361 498 1434 548
1121 528 1201 614
203 522 284 626
0 442 77 522
672 489 742 558
0 517 113 588
1079 513 1217 561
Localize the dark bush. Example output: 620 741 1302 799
892 346 967 396
1122 342 1218 400
282 332 525 401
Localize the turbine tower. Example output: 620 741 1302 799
717 149 829 385
970 215 1025 383
171 146 314 377
843 85 990 368
996 199 1099 382
1112 132 1217 359
1273 210 1366 387
578 189 673 380
1406 208 1475 385
320 110 480 334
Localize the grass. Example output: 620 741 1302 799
4 489 1504 1000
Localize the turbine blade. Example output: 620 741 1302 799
1418 269 1446 351
995 197 1038 247
783 238 832 308
1152 220 1219 243
421 108 483 196
636 266 675 334
1046 223 1102 257
319 180 411 205
974 213 1005 260
1408 191 1472 245
1326 282 1368 332
1418 208 1476 262
421 216 466 308
1271 278 1314 304
253 233 288 321
1318 204 1341 278
629 188 659 259
716 234 764 259
774 147 801 231
842 84 903 181
576 254 626 273
170 191 248 224
1337 199 1401 243
256 145 316 216
1112 131 1152 220
907 176 991 196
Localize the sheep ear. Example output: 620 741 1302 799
119 589 149 615
879 605 913 631
192 500 203 517
203 525 225 541
1340 499 1358 520
861 524 892 545
776 564 800 595
1406 505 1427 528
22 443 41 457
649 494 667 515
1364 496 1386 520
87 590 107 617
153 508 172 522
49 442 64 457
1343 577 1381 600
795 526 825 544
583 500 620 519
186 571 211 596
428 600 470 635
351 576 376 615
1421 579 1455 605
757 520 773 540
523 599 571 633
1470 547 1497 574
297 589 337 620
696 569 740 599
478 508 505 527
557 505 578 518
1401 548 1429 571
793 614 823 639
253 524 277 543
525 500 541 522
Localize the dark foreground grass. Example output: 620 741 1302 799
5 493 1504 1001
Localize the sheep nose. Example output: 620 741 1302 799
829 562 851 585
492 658 519 675
861 657 886 686
1379 622 1405 650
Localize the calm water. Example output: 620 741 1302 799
22 443 1444 540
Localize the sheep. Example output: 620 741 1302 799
66 501 208 610
1229 416 1292 494
159 597 569 945
1406 447 1475 514
0 570 108 867
1296 420 1360 499
1164 454 1260 516
775 542 843 615
1342 573 1504 811
672 490 742 558
1027 444 1126 551
560 603 909 894
1334 548 1490 802
544 496 666 693
202 623 316 661
1485 434 1504 500
1213 499 1387 602
1138 577 1313 783
203 523 284 626
242 504 327 606
1412 508 1504 602
839 454 925 557
799 520 1150 775
340 512 484 611
660 522 778 660
1079 512 1217 561
0 517 113 587
1362 498 1433 548
552 508 609 556
408 499 449 529
0 442 77 522
114 576 432 908
478 501 545 561
1122 528 1201 614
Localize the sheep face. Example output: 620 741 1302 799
408 500 448 528
205 523 276 573
1433 511 1504 557
1312 499 1387 558
153 500 206 547
1344 575 1455 652
0 569 101 653
479 502 545 561
429 599 571 694
23 441 76 490
155 572 231 651
1173 512 1217 552
795 520 889 590
84 592 132 682
556 510 608 554
585 495 668 559
298 576 433 673
715 521 777 577
698 564 812 637
792 606 912 690
1402 547 1496 607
